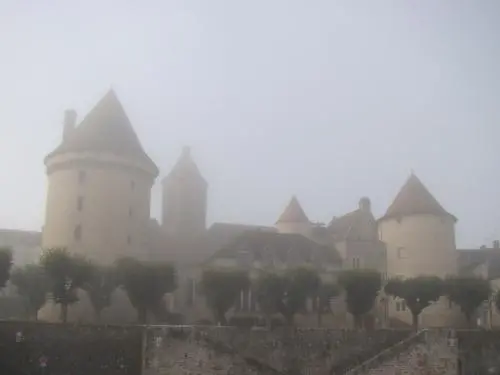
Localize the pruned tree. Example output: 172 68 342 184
200 268 250 325
116 257 176 324
40 248 93 323
338 269 381 329
495 290 500 316
445 276 491 327
254 271 284 327
255 267 320 326
316 281 340 327
0 247 13 289
83 265 117 322
385 276 443 330
10 264 49 320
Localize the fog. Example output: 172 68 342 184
0 1 499 247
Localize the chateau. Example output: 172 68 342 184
35 90 499 327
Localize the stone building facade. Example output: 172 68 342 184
32 90 497 326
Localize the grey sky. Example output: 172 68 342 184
0 1 498 248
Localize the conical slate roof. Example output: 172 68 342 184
163 146 207 185
46 90 158 174
276 196 309 223
380 174 456 221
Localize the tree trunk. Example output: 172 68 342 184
138 307 147 324
264 314 272 329
353 315 362 330
215 310 226 326
412 313 419 331
94 309 102 323
285 313 294 326
489 302 493 329
60 303 68 323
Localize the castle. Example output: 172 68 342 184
39 90 500 327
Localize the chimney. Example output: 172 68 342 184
493 240 499 249
480 245 487 250
359 197 371 213
63 109 77 141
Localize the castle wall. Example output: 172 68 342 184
42 153 155 264
275 221 311 238
378 214 461 327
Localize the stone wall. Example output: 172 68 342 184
348 329 458 375
12 322 500 375
0 321 142 375
457 330 500 374
143 326 410 375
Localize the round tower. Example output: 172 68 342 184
378 173 459 327
42 90 159 265
275 196 311 237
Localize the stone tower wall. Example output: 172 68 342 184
378 214 460 327
275 221 312 238
162 178 207 238
42 152 155 264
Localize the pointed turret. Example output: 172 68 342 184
380 174 456 221
162 146 208 238
275 196 311 236
42 90 159 271
46 90 158 175
166 146 207 185
276 196 309 224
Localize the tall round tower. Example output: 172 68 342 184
42 90 159 265
378 173 459 327
275 196 311 237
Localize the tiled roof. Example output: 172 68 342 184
208 230 342 268
458 248 500 279
0 229 41 247
46 90 158 174
328 210 360 241
327 202 378 242
380 174 455 221
276 196 309 223
146 222 276 265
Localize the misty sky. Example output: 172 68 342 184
1 1 499 248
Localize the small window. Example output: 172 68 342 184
130 180 135 190
401 300 406 311
127 235 131 245
396 301 401 311
77 196 84 211
128 207 133 217
78 171 86 184
74 225 82 241
352 257 360 269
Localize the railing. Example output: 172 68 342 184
342 329 428 375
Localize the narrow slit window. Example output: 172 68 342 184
74 225 82 241
78 171 86 184
77 196 84 211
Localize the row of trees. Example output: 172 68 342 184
0 245 497 329
202 267 498 330
0 247 176 323
202 267 379 328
